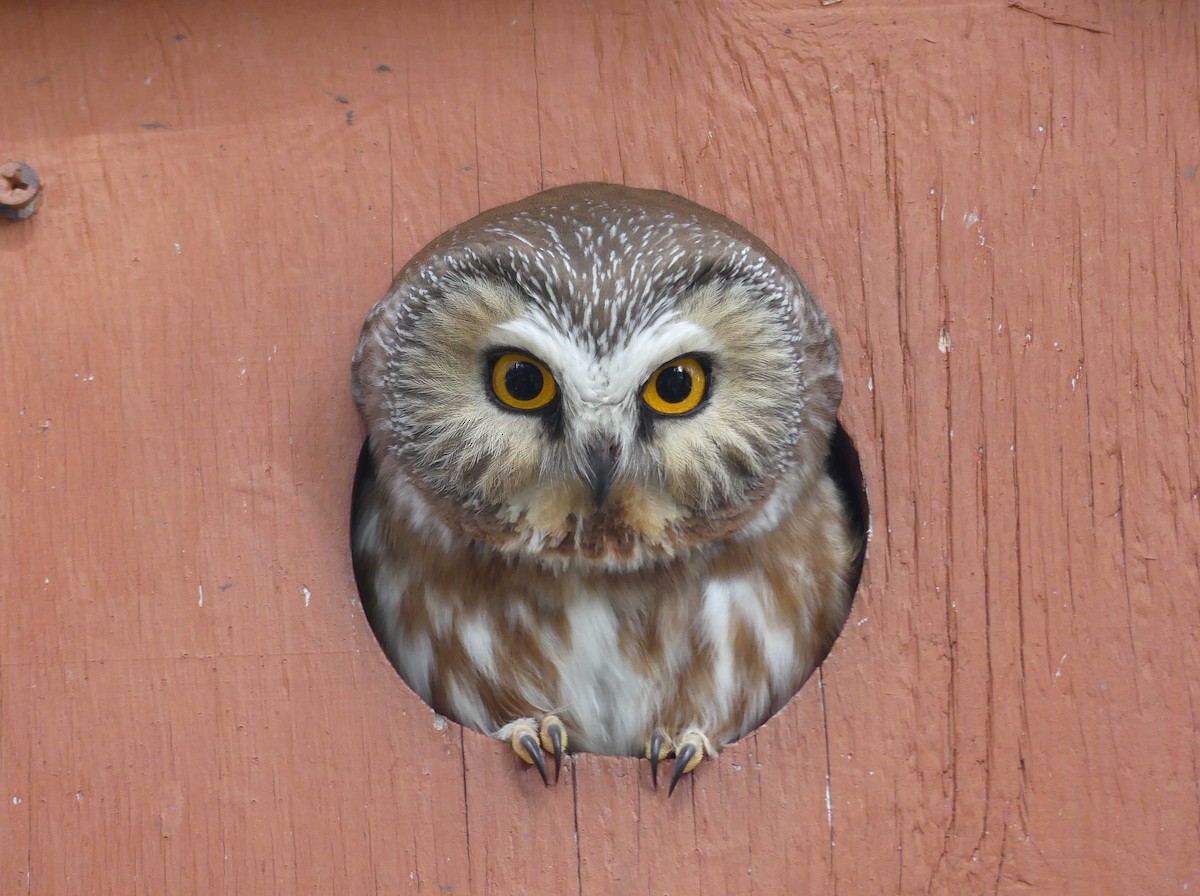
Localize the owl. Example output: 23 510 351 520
351 183 864 793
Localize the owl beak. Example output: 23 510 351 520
585 440 619 507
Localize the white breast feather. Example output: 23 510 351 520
554 597 649 754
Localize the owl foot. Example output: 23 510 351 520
644 731 674 789
540 714 568 782
667 730 708 796
508 715 568 785
643 729 709 794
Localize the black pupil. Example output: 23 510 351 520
656 365 694 404
505 361 544 402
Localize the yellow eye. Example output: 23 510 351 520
642 356 707 416
490 352 558 411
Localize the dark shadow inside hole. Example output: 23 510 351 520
811 420 871 670
350 439 387 651
349 421 870 748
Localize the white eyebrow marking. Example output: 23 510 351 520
492 312 714 407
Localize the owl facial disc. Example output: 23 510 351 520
352 183 844 571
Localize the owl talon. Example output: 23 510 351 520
521 732 550 786
645 731 673 789
539 715 567 783
667 732 707 796
511 723 550 786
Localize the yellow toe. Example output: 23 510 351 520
539 714 567 755
509 721 540 765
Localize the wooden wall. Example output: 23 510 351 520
2 0 1197 892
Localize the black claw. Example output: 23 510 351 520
668 742 698 796
548 724 564 783
521 732 549 786
649 732 666 789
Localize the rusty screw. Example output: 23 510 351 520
0 162 42 220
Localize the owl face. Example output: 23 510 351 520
353 185 842 571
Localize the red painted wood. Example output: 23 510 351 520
2 1 1197 892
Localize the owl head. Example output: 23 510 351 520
353 184 842 571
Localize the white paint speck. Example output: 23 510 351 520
1054 653 1067 680
12 796 21 805
174 242 182 254
867 376 874 393
820 673 834 832
432 714 448 731
302 586 311 608
938 326 953 354
963 210 981 228
198 585 204 608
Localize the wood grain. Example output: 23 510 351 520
2 0 1196 892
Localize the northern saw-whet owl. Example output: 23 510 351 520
351 183 865 793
